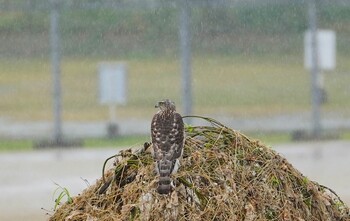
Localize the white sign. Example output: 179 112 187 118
99 62 127 105
304 30 336 71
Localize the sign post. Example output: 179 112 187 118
98 62 127 138
305 0 336 139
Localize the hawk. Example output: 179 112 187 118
151 99 184 194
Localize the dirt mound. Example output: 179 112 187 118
50 117 350 221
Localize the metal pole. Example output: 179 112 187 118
179 0 192 122
308 0 322 138
50 0 62 143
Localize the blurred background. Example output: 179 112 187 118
0 0 349 220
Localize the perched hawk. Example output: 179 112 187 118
151 99 184 194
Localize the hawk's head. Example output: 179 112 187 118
155 99 176 112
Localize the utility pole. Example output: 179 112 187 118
179 0 192 123
308 0 322 138
50 0 63 144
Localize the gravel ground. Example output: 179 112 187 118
1 140 350 221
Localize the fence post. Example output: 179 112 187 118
179 0 192 123
50 0 63 144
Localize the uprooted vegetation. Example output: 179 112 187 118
50 117 350 221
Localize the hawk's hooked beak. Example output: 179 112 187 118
155 101 164 108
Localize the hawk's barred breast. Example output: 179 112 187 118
151 100 184 194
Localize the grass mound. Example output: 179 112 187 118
50 117 350 221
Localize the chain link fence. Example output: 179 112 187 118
0 0 349 138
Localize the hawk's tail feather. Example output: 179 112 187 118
157 160 173 194
157 176 172 194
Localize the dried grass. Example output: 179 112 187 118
50 116 350 221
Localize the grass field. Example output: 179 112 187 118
0 54 350 151
1 55 349 122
